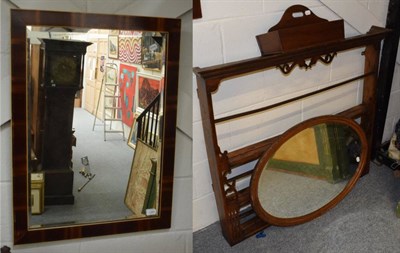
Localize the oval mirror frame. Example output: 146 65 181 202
250 115 368 226
11 9 180 244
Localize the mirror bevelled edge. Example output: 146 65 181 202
250 115 368 227
11 9 181 244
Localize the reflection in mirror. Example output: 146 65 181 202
257 122 362 219
27 27 166 228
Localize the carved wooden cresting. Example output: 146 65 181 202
194 5 389 246
277 52 337 74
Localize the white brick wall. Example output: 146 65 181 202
0 0 192 252
362 0 390 24
193 0 396 232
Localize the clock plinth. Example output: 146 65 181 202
44 170 75 205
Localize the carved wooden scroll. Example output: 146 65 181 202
277 52 337 74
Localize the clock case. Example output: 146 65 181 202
30 38 92 205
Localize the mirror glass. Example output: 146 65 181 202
256 121 362 219
27 26 167 228
12 9 180 244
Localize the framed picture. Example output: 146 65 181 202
137 74 163 112
105 63 118 84
108 35 119 59
119 36 142 64
269 123 352 183
125 139 161 216
141 32 164 70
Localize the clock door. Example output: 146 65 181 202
46 53 82 87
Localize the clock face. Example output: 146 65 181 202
48 54 80 86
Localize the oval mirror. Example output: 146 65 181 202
250 116 368 226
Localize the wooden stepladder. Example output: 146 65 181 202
92 63 125 141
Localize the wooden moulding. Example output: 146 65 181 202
256 5 344 56
193 0 202 19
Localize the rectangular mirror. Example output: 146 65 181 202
11 9 180 244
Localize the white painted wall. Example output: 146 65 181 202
0 0 192 252
193 0 399 232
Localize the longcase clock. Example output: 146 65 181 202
38 39 92 205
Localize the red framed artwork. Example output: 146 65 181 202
137 74 163 111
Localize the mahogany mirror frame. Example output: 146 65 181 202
11 9 180 244
250 115 368 226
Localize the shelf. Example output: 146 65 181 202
194 5 388 245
